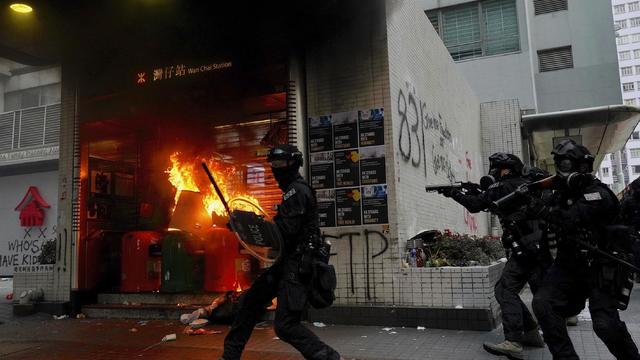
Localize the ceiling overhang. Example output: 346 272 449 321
522 105 640 171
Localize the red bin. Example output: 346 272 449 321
204 227 253 292
121 231 162 292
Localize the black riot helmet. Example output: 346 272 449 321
523 166 550 182
267 144 303 189
487 152 524 179
551 139 594 176
267 144 303 168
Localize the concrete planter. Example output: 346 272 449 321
308 262 505 330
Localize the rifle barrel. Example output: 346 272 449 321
574 238 640 274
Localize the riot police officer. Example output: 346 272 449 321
529 139 640 360
439 153 548 359
620 178 640 231
220 144 342 360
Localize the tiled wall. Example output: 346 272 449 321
13 265 55 301
305 0 498 315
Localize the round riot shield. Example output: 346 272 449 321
228 199 282 263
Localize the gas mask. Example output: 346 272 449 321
480 175 496 190
272 166 298 189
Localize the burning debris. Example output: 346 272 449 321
166 152 264 219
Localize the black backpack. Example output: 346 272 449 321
308 258 337 309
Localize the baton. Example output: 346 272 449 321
201 162 231 215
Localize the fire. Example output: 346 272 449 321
166 152 263 217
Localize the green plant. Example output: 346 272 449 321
424 230 505 267
37 239 56 265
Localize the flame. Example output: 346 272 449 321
166 152 263 217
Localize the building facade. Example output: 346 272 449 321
597 0 640 193
421 0 623 172
0 59 60 277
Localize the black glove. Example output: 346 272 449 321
526 197 546 217
438 188 456 198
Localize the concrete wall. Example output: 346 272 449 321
0 170 58 276
386 0 488 242
531 0 622 112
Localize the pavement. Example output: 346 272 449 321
0 284 639 359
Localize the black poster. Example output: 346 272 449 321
359 108 384 147
359 146 386 185
308 115 333 153
310 152 334 189
316 190 336 228
333 111 359 150
362 185 389 225
336 188 362 226
334 150 360 187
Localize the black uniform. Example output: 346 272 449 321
450 176 551 344
531 178 640 360
221 175 341 360
620 189 640 231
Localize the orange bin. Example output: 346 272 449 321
204 227 254 292
120 231 162 292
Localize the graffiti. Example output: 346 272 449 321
397 86 454 181
324 229 389 300
432 144 455 182
460 151 478 233
0 227 56 269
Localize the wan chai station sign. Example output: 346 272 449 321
136 61 233 85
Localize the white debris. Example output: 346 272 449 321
361 335 368 338
498 257 508 263
390 331 397 334
313 322 326 328
272 337 280 340
417 326 426 331
382 327 394 331
137 320 148 326
53 315 68 320
161 333 177 342
455 305 463 309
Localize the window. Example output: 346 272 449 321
622 66 634 76
623 82 635 92
631 17 640 27
631 148 640 158
615 4 627 14
632 33 640 43
426 0 520 61
631 2 640 12
3 84 61 112
617 19 629 29
620 50 632 60
634 165 640 174
625 98 638 105
634 49 640 58
612 153 617 161
602 167 610 176
538 46 573 72
618 35 630 45
534 0 567 15
633 131 640 139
